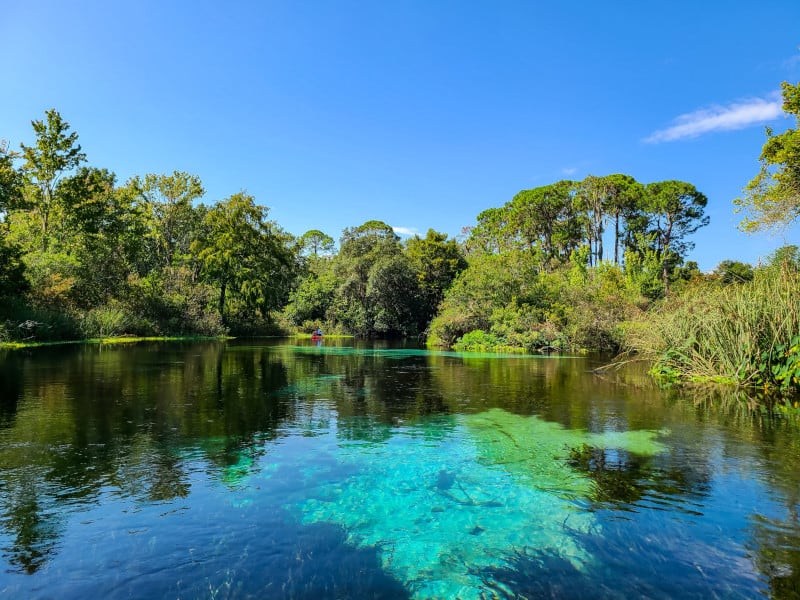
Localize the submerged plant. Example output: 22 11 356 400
293 408 667 599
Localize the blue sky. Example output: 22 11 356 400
2 0 799 270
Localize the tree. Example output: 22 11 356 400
576 175 610 266
367 254 421 335
336 220 399 301
713 260 754 285
284 264 337 326
0 141 27 298
193 192 294 324
466 207 510 255
427 249 538 347
18 109 86 250
602 174 644 265
466 182 584 267
332 220 407 335
736 81 800 232
58 168 149 307
644 180 709 295
405 229 467 329
0 139 20 218
131 171 205 270
507 181 580 265
0 236 27 300
575 174 645 267
298 229 335 257
58 167 118 235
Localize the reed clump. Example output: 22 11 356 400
626 259 800 394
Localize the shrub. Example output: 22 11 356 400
0 298 80 342
453 330 526 353
80 305 133 338
123 270 226 336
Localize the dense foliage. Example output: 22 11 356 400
1 112 295 340
428 175 708 353
736 82 800 232
628 249 800 395
0 110 471 342
3 97 799 399
0 109 708 349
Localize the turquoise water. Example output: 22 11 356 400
1 339 799 598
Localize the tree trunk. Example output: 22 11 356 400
218 280 227 322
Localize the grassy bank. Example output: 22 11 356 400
0 335 231 350
625 261 800 395
289 333 355 339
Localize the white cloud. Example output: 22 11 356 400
391 226 419 237
645 94 784 143
784 52 800 69
561 167 578 175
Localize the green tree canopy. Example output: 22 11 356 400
131 171 205 269
507 181 580 265
602 174 644 265
713 259 754 285
332 220 408 335
405 229 467 329
193 192 294 323
736 81 800 232
298 229 335 257
18 109 86 250
0 140 21 217
644 180 709 294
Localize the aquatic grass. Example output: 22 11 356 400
0 335 229 350
79 305 132 338
627 263 800 393
465 409 666 497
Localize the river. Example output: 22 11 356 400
0 339 798 598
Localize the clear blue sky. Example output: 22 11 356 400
3 0 799 270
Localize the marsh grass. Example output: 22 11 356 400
627 262 800 393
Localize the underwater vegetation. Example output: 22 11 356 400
291 408 667 599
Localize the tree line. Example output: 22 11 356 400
0 110 469 340
2 80 797 362
465 174 708 295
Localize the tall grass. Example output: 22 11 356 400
626 261 800 393
80 305 133 338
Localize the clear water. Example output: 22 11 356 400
0 339 799 599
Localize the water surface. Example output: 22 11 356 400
1 339 798 598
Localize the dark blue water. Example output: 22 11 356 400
0 339 798 598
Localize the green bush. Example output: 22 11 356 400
80 305 133 338
453 330 526 354
123 270 226 336
757 335 800 394
0 298 81 342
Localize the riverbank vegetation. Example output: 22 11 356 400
627 250 800 393
1 81 798 396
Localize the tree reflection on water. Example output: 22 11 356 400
0 340 797 598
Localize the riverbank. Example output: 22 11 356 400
0 335 232 350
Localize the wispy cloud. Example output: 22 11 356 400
645 94 784 143
391 226 419 237
561 167 578 175
784 51 800 69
